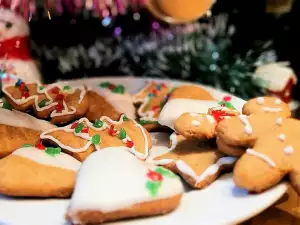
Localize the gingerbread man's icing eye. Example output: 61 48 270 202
5 22 12 29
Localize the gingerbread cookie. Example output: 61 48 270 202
168 85 215 101
133 81 172 131
0 108 55 158
40 114 152 161
152 134 237 189
234 118 300 194
242 96 291 117
2 80 89 124
85 82 136 122
66 147 183 224
0 145 81 197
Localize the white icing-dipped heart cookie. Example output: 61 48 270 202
0 145 81 197
67 147 183 225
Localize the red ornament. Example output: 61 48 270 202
55 94 64 101
50 86 60 94
81 127 89 133
22 91 30 98
223 96 232 102
108 125 117 136
71 122 79 129
108 84 116 90
35 142 46 150
55 103 64 112
0 36 32 60
126 140 134 148
151 105 160 111
147 169 163 182
210 110 235 123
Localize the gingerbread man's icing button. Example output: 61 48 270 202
242 96 291 118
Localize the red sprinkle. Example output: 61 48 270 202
161 83 167 88
19 82 25 90
22 91 30 98
147 169 163 181
223 96 232 102
71 122 79 129
55 103 64 112
151 105 160 111
81 127 89 133
126 140 134 148
210 110 235 123
108 84 116 90
35 142 46 150
108 125 117 136
152 89 158 95
50 86 60 94
55 94 64 101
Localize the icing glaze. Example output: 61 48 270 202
278 134 286 142
169 132 178 151
0 108 55 131
284 146 293 155
93 86 136 120
262 107 282 113
246 149 276 167
275 99 281 105
189 113 198 116
13 147 81 171
40 115 149 159
68 147 183 214
192 120 201 126
206 115 216 124
238 115 253 135
276 117 283 126
256 97 264 105
158 99 218 130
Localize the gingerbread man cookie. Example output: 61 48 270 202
2 80 89 124
152 134 237 189
86 82 136 122
133 81 172 131
0 108 55 158
234 118 300 194
40 114 152 161
0 145 81 197
66 147 183 225
216 97 291 157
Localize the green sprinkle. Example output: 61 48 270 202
38 99 48 108
45 147 61 157
75 123 84 133
155 167 177 178
92 134 101 145
63 85 72 91
218 100 225 106
93 119 103 128
139 120 158 126
99 82 110 88
118 128 127 140
112 85 125 94
146 181 161 197
22 144 34 148
122 115 129 121
225 102 235 109
2 101 12 110
39 86 44 91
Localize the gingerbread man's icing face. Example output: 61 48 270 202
234 119 300 194
0 8 29 41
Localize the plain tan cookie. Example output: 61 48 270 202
233 118 300 194
153 134 237 189
169 85 215 100
242 96 291 117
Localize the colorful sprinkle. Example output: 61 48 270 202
155 167 177 178
99 82 110 88
210 110 235 123
156 85 161 91
55 94 64 101
93 120 103 128
38 99 48 108
19 82 26 90
118 128 127 140
148 93 154 98
151 105 160 112
63 85 72 91
139 120 158 126
123 115 129 121
38 86 44 91
45 147 61 156
75 123 84 133
81 127 89 133
108 125 117 136
112 85 125 94
126 140 134 148
35 142 46 150
147 169 163 182
71 122 79 129
55 103 64 112
2 101 12 110
15 79 22 87
146 180 161 197
91 134 101 145
50 86 60 94
22 91 30 99
22 144 34 147
223 96 232 102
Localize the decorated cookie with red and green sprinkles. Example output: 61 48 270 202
40 114 152 162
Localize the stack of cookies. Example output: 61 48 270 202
0 78 298 225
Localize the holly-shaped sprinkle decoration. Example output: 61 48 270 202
45 147 61 157
35 142 46 150
63 85 72 91
112 85 125 94
210 110 235 123
223 95 232 102
2 101 12 110
75 122 84 133
55 103 64 112
118 128 127 140
22 144 34 147
99 82 110 88
146 169 163 197
155 167 177 178
92 134 101 145
126 140 134 148
38 99 48 108
122 115 129 121
93 119 103 128
38 86 44 91
71 122 79 129
81 127 89 133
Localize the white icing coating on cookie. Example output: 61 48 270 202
262 107 282 113
0 108 55 131
159 99 218 130
275 99 282 105
278 134 286 142
246 149 276 167
205 115 216 124
93 87 136 119
189 113 198 116
12 147 81 171
276 117 283 126
192 120 201 126
238 115 253 135
256 97 264 105
40 115 149 159
169 132 178 151
284 146 293 155
68 147 183 214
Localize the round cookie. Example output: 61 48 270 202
169 85 215 100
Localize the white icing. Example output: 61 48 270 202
275 99 282 105
169 132 178 151
159 99 218 130
278 134 286 142
192 120 201 126
284 146 293 155
238 115 253 135
246 149 276 168
256 97 265 105
0 108 55 131
12 147 81 171
276 117 283 125
189 113 198 116
262 107 282 113
67 147 183 214
206 115 217 124
93 86 136 120
40 115 150 159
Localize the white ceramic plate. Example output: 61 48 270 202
0 77 288 225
